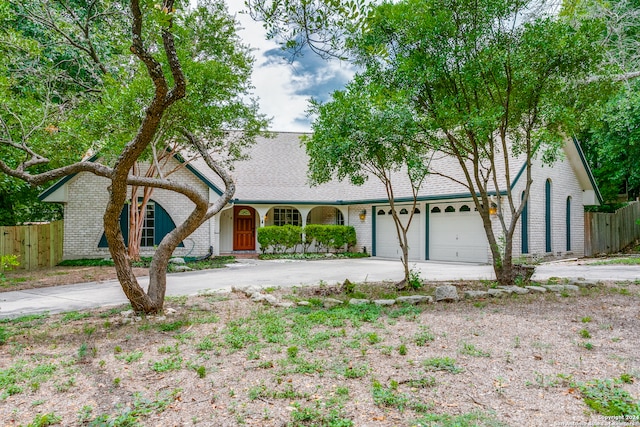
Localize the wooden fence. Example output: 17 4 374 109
585 202 640 256
0 221 64 270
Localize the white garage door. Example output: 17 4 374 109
429 203 488 263
375 206 421 260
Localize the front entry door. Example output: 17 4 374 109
233 206 255 251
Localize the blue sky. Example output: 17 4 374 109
226 3 354 132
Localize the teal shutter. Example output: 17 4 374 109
98 205 129 247
521 193 528 254
545 180 552 253
155 202 184 247
566 197 571 251
98 200 183 248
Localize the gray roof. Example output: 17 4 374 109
192 132 526 205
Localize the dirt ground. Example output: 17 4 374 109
0 270 639 426
1 265 150 292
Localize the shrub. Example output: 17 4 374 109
257 225 302 253
304 225 356 253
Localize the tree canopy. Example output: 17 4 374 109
0 0 268 312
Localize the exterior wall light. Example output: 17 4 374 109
359 209 367 221
489 204 498 215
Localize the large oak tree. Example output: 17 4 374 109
0 0 267 313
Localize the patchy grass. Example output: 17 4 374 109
591 257 640 266
0 280 639 426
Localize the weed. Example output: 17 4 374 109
116 350 143 363
577 378 640 416
413 411 508 427
24 412 62 427
195 365 206 379
423 357 463 374
579 329 591 339
620 373 634 384
342 363 369 379
366 332 381 345
62 311 92 323
581 316 592 323
195 336 215 351
406 376 437 388
151 355 182 372
459 342 491 357
371 380 430 413
407 267 424 290
113 377 121 387
583 342 594 350
414 327 435 346
287 346 299 359
156 320 190 332
397 344 407 355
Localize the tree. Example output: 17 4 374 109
249 0 604 285
351 0 603 285
305 73 430 286
564 0 640 203
0 0 267 313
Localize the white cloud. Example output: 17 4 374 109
226 2 354 132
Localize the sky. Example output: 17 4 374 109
225 3 355 132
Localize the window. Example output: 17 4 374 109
414 208 421 214
399 208 408 215
273 207 301 226
335 208 344 225
377 209 386 215
98 199 183 248
460 205 471 212
445 206 455 212
431 207 441 213
141 202 155 247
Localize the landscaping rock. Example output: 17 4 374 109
165 308 177 315
435 285 459 302
168 257 186 264
498 286 529 295
563 284 580 292
464 290 489 299
373 299 396 306
172 265 192 272
297 301 310 306
263 294 279 305
487 288 507 297
233 285 262 297
275 302 295 308
542 284 567 292
349 298 370 305
525 285 547 293
396 295 433 305
323 298 343 308
569 279 601 288
250 293 266 302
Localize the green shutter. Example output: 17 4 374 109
521 193 528 254
98 204 129 247
155 202 184 247
545 180 551 253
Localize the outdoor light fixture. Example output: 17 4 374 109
489 204 498 215
359 209 367 221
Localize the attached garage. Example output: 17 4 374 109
374 205 422 260
428 203 489 263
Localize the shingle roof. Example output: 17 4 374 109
190 132 526 205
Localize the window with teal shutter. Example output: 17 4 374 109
98 200 183 248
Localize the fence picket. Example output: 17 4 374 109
0 221 64 270
585 202 640 256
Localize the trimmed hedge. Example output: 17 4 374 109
257 224 357 254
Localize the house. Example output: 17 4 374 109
39 132 601 263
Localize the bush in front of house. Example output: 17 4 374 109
257 225 303 253
258 224 356 254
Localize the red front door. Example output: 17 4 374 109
233 206 255 251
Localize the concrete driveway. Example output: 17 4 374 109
1 257 638 319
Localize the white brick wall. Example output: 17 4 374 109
509 154 585 260
62 162 215 260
